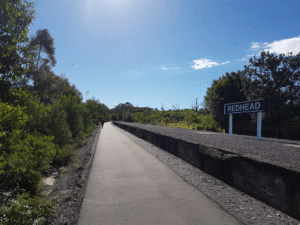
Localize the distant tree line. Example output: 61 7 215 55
0 1 108 223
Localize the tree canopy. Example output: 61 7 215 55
204 51 300 130
0 0 35 97
241 51 300 123
204 70 251 131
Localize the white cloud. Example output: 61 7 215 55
161 66 180 71
251 36 300 55
192 58 219 69
221 61 230 65
237 57 248 62
251 42 261 50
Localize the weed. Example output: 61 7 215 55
60 167 67 175
73 162 83 169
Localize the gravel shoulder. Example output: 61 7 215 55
113 123 300 225
42 125 102 225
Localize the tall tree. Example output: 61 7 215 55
204 71 251 132
26 28 56 89
0 0 35 98
241 51 300 124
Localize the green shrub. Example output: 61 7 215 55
47 102 72 148
7 89 49 136
0 191 53 225
52 145 76 166
196 125 204 130
161 115 171 126
58 95 84 138
1 130 54 194
0 101 54 194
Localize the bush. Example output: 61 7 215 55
1 130 54 194
6 89 49 136
0 191 53 225
57 95 84 138
0 101 54 194
52 145 76 166
47 102 72 148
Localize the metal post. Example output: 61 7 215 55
257 112 262 140
229 114 233 137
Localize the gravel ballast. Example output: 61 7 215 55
113 122 300 225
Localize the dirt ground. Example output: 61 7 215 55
42 125 102 225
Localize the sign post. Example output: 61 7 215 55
229 113 233 137
224 99 268 140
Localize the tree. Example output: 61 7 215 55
25 28 56 91
204 71 251 133
0 0 35 98
241 51 300 124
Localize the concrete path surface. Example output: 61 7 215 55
77 122 243 225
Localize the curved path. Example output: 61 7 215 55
77 122 243 225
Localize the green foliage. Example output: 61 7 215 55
47 101 72 148
204 71 250 131
281 118 300 141
52 145 75 166
110 102 154 122
0 191 53 225
6 88 49 135
197 114 220 131
241 51 300 123
0 1 110 222
0 0 35 98
184 111 195 128
0 101 54 194
58 95 84 138
161 115 172 126
59 167 67 175
123 111 134 122
110 113 118 121
84 99 108 126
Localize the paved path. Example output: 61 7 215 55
77 122 243 225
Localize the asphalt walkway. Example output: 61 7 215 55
77 122 243 225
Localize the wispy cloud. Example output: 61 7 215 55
251 36 300 55
192 59 230 69
160 66 180 70
221 61 230 65
236 57 248 62
192 59 219 69
251 42 261 50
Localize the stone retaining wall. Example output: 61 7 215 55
113 121 300 221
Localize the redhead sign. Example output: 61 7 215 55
224 99 268 115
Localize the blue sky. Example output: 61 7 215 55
28 0 300 110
